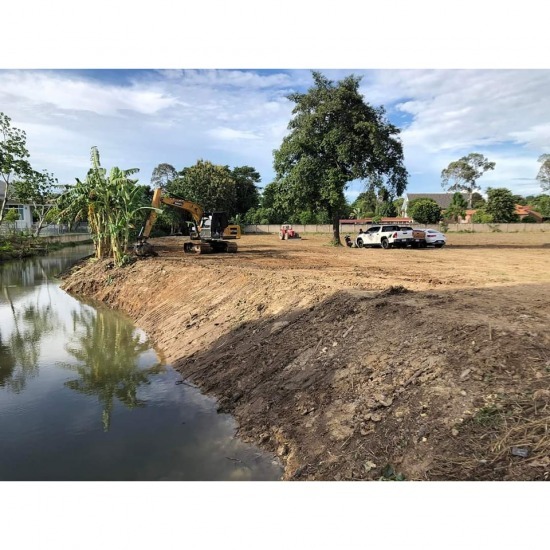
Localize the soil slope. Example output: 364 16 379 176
60 233 550 480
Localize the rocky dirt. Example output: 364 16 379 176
60 231 550 480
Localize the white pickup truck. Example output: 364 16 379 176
355 225 415 249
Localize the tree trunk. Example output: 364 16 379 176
0 182 9 226
332 213 341 246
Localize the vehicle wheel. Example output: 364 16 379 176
357 238 364 248
435 244 444 248
381 238 389 249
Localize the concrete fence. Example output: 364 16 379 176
244 223 550 235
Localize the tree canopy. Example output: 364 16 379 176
231 165 261 215
408 198 442 224
168 160 236 215
0 113 33 226
441 153 495 207
444 192 468 222
13 170 58 236
151 163 178 190
485 187 519 223
273 71 407 244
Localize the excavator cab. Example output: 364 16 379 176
200 212 229 239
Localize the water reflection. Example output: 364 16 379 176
1 286 61 393
0 246 282 480
60 307 163 430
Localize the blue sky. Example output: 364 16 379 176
1 68 549 201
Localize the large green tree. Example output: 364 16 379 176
231 165 261 215
441 153 495 208
536 154 550 192
13 170 58 236
485 187 519 222
273 72 408 245
168 160 237 215
408 198 442 224
0 113 33 226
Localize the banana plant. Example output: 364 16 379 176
58 147 150 266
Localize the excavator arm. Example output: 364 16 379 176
134 187 240 256
138 188 204 240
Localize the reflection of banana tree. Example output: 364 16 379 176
0 285 60 393
0 333 17 387
59 308 162 431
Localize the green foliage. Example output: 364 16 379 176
168 160 237 215
485 187 519 223
512 194 527 206
471 208 494 223
393 197 405 216
379 464 405 481
536 154 550 192
4 208 19 222
444 192 468 222
351 189 378 218
527 194 550 217
474 405 501 426
13 170 58 236
471 191 486 208
441 153 495 207
0 112 33 226
231 165 261 215
59 147 148 266
408 198 442 224
273 71 407 244
521 214 538 223
4 208 19 234
376 200 397 217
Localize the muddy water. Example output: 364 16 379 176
0 247 282 481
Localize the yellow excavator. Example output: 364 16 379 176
134 188 241 256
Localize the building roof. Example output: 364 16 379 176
406 193 469 209
515 205 542 218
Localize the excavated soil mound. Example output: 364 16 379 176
60 234 550 480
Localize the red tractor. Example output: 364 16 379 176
279 223 300 240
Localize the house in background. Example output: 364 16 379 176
0 181 33 231
514 204 544 222
403 192 544 223
402 192 469 219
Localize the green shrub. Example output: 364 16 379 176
521 215 538 223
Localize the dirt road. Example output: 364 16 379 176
61 232 550 480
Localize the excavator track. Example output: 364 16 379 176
183 241 212 254
182 240 237 254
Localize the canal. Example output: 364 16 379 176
0 246 282 481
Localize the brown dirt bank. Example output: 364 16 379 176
60 234 550 480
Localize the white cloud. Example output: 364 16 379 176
207 127 262 141
0 72 178 116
